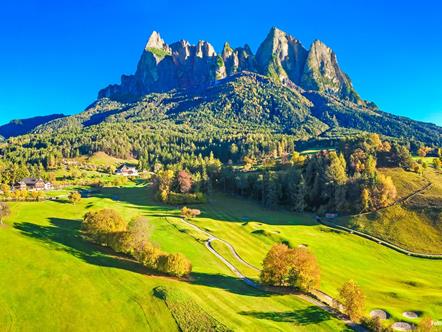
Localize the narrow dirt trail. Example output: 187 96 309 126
177 218 367 332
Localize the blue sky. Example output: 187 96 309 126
1 0 441 126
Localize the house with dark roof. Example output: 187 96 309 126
116 165 139 176
14 178 52 191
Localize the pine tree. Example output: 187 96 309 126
293 175 306 212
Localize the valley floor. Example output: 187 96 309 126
0 182 441 331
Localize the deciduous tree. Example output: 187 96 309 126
177 170 192 193
82 209 127 245
180 206 201 220
68 191 81 204
158 253 192 277
260 244 320 291
338 280 365 322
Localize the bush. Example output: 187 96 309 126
68 191 81 204
0 202 10 224
132 242 164 270
166 192 206 205
158 253 192 277
180 206 201 220
82 209 127 245
361 316 392 332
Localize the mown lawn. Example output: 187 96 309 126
0 184 348 331
186 192 442 324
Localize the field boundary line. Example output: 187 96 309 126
316 217 442 259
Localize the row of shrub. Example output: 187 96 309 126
158 191 207 205
0 189 46 202
81 209 192 277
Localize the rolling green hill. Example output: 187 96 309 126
341 167 442 254
1 183 441 330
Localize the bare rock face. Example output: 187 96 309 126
255 27 308 84
301 40 360 103
222 42 255 76
99 28 362 103
99 32 219 99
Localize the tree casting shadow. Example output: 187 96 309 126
239 306 331 325
13 218 266 297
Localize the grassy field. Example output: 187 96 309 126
0 184 348 331
342 168 442 254
188 193 442 325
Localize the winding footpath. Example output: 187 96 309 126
176 218 367 332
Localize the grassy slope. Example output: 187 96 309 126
189 193 442 324
0 186 347 331
342 168 442 254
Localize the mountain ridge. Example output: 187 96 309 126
0 113 66 139
2 28 441 147
98 27 362 104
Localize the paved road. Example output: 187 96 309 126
176 217 367 332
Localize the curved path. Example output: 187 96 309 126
176 218 367 332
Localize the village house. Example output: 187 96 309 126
115 165 139 177
14 178 52 191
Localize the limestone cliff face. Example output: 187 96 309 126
99 28 361 103
99 32 219 99
221 42 255 76
301 40 360 103
255 27 308 84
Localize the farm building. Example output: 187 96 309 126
14 178 52 191
116 165 139 176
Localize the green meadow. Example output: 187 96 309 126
0 185 348 332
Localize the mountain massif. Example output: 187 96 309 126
2 27 441 148
98 27 361 104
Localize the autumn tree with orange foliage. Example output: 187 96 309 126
338 280 365 322
260 244 320 291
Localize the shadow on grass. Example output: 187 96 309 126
13 218 266 296
190 272 269 297
14 218 145 274
91 186 318 226
239 306 331 325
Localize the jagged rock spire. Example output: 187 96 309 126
301 40 360 102
145 31 168 50
255 27 308 84
99 28 361 103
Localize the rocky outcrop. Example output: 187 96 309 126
99 28 361 103
301 40 360 103
99 32 220 100
221 42 255 76
255 27 308 84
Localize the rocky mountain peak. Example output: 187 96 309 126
255 27 308 84
196 40 216 58
145 31 168 50
301 39 360 103
222 42 234 57
99 29 361 104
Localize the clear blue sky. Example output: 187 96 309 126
1 0 441 126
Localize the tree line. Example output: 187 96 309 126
81 209 192 277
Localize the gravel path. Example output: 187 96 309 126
177 217 367 332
